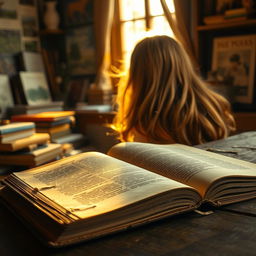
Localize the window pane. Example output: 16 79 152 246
149 0 175 16
151 16 174 37
122 20 146 65
120 0 145 21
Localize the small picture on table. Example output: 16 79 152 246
19 72 52 106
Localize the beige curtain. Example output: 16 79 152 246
160 0 198 69
93 0 115 90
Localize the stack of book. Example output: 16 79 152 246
11 111 88 155
8 102 64 115
0 122 62 168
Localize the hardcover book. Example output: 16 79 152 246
0 142 255 247
0 143 62 166
0 128 35 143
0 122 35 135
11 111 75 122
0 133 50 151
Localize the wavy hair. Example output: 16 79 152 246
112 36 236 145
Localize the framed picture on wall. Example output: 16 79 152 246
19 72 52 106
211 34 256 104
0 75 14 118
64 0 94 27
66 25 96 76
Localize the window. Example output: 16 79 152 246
115 0 175 66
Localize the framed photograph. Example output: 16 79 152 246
0 54 17 75
0 75 14 118
0 0 18 20
64 0 94 27
19 72 52 105
0 29 21 54
211 34 256 104
66 26 96 76
19 5 38 38
17 52 45 72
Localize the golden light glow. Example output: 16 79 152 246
120 0 175 66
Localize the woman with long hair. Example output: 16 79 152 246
112 36 236 145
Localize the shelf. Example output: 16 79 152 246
197 19 256 31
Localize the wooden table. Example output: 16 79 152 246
0 131 256 256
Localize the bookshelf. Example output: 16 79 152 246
194 0 256 131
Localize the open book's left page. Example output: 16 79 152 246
8 152 201 220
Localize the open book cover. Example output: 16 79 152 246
0 142 255 247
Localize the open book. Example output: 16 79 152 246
0 142 255 247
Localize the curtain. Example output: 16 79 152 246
160 0 198 69
93 0 115 90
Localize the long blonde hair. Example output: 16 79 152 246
112 36 236 145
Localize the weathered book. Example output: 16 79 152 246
9 102 64 115
0 142 255 247
11 111 75 122
0 122 35 135
0 143 62 166
0 133 50 152
36 123 71 135
35 116 74 128
0 128 35 143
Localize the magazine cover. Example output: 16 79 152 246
211 34 256 104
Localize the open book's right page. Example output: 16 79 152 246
108 143 256 206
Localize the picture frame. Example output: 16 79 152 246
19 72 52 106
17 52 45 72
0 75 14 118
211 34 256 104
0 0 18 20
66 25 96 76
0 54 17 76
19 5 39 38
64 0 94 27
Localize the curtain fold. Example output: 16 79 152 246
160 0 198 69
93 0 115 90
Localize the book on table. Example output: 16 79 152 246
0 142 255 247
11 111 75 122
0 133 50 151
0 128 35 143
0 122 35 135
0 143 62 167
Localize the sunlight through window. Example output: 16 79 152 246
119 0 175 66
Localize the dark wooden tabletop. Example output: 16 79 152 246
1 131 256 256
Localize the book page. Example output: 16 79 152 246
108 143 256 197
13 152 200 219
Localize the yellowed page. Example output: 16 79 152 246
13 152 200 219
108 143 256 200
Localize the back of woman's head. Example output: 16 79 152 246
114 35 236 145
